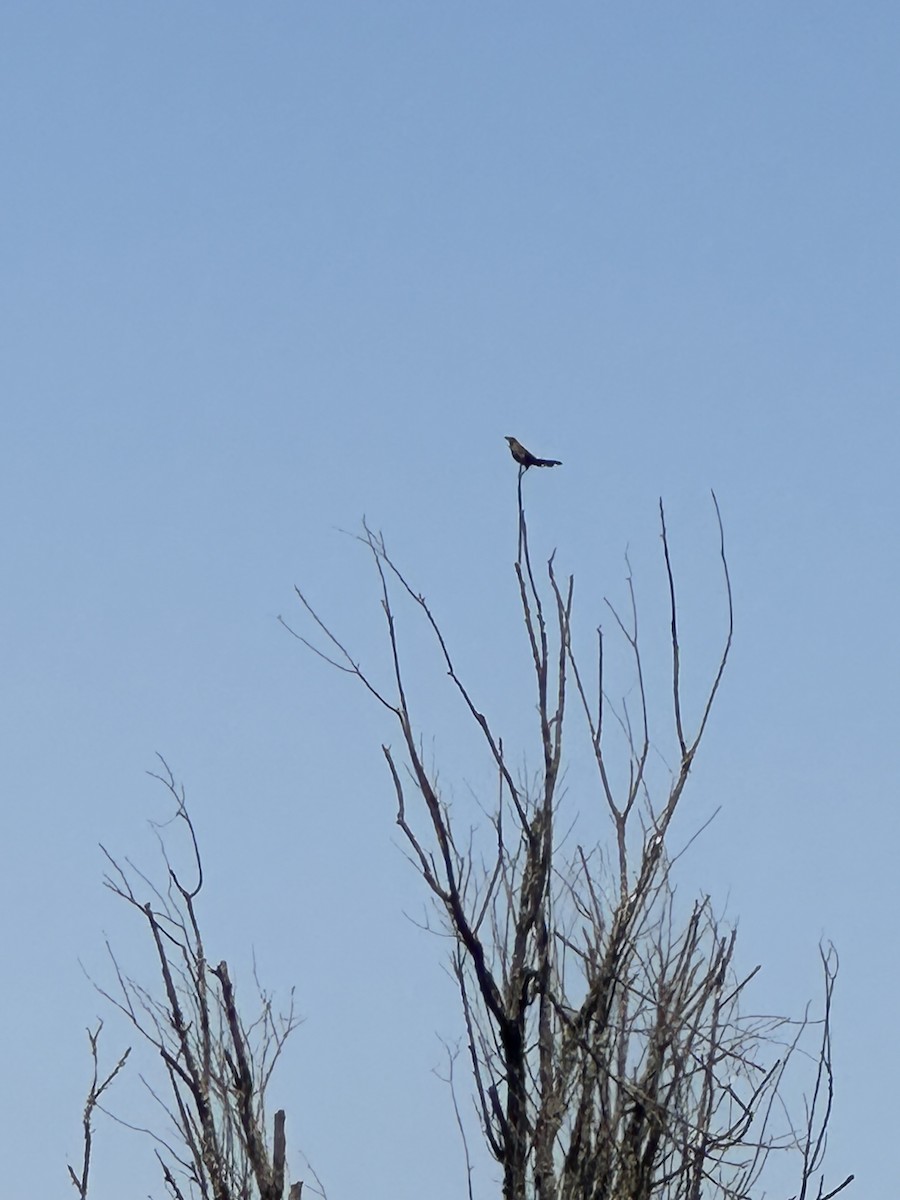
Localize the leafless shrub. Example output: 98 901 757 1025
286 476 852 1200
77 760 305 1200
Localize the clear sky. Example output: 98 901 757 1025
1 4 896 1197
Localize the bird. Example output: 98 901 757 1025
505 436 562 470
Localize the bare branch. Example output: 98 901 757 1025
68 1023 131 1199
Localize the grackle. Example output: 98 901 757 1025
505 436 562 470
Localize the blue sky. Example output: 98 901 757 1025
1 4 896 1196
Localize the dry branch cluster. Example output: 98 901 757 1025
289 485 850 1200
72 764 303 1200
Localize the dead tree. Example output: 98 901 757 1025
287 485 852 1200
74 760 304 1200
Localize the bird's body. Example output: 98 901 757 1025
505 436 562 470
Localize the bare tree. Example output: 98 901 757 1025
73 760 305 1200
286 478 853 1200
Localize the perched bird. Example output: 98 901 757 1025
505 436 562 470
